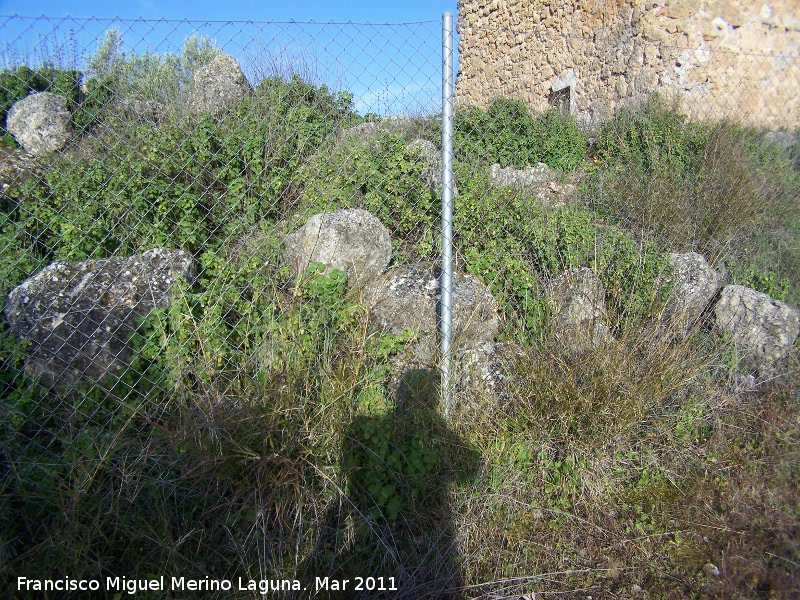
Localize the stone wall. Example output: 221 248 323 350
455 0 800 129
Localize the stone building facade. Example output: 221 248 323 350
455 0 800 129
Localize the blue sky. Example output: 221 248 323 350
0 1 459 115
0 0 458 24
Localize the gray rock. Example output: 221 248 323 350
6 92 73 156
191 54 252 116
714 285 800 375
490 162 557 188
455 340 525 405
728 372 758 393
0 145 40 206
764 130 797 149
664 252 722 333
550 267 614 350
534 179 576 206
4 248 196 387
342 115 423 142
283 208 392 289
489 162 574 205
363 264 500 369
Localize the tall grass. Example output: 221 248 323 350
586 94 800 306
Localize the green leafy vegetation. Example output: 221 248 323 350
455 97 587 171
585 94 800 304
2 74 359 277
344 389 441 522
453 180 670 341
298 130 439 262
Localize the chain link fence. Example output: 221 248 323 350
450 30 800 355
448 23 800 600
0 15 455 597
1 12 799 599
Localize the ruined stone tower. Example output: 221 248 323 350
455 0 800 129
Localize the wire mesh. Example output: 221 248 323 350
0 15 454 597
450 28 800 346
447 21 800 598
1 11 799 600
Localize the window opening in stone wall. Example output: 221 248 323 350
548 86 571 111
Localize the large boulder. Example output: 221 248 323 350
283 208 392 289
364 265 500 373
714 285 800 375
663 252 723 334
6 92 72 156
763 130 797 149
4 248 196 387
549 267 614 350
191 54 252 116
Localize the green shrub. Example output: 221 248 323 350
1 74 358 274
585 94 800 304
594 94 711 175
504 325 711 449
344 401 440 522
86 29 220 104
453 169 669 341
588 96 797 253
455 98 586 172
298 130 439 262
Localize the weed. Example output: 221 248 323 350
585 94 800 306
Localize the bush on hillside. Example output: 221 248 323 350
453 170 669 341
585 94 800 305
298 130 439 262
455 97 587 172
1 74 359 284
86 29 221 104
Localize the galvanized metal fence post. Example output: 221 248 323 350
441 11 455 413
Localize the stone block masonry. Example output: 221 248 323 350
455 0 800 129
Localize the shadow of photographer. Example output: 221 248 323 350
300 367 480 599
